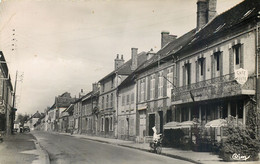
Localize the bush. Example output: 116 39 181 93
219 116 260 161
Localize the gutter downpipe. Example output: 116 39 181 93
256 19 260 137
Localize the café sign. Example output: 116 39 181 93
235 68 248 85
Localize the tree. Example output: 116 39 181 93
16 114 30 126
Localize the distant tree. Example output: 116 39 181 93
17 114 30 126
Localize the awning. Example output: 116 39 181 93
164 121 180 130
177 121 198 129
164 121 198 130
205 119 227 128
137 106 146 111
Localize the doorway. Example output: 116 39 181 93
149 114 155 136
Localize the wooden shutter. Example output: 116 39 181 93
183 66 186 86
211 55 214 79
203 59 206 81
240 44 244 68
229 48 234 75
196 61 199 82
220 52 223 76
176 63 180 87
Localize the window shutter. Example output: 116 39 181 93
220 52 223 76
211 55 214 79
240 44 244 68
196 61 199 82
147 76 151 100
229 48 234 76
163 70 167 97
144 78 146 101
183 66 186 86
176 63 180 87
203 59 206 81
173 64 176 86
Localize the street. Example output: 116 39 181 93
32 131 192 164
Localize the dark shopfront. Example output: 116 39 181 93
173 97 247 125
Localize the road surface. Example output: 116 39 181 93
33 131 193 164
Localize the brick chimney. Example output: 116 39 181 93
114 54 124 70
131 48 138 70
161 31 177 48
147 48 156 60
196 0 217 31
92 83 99 93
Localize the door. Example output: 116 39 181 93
149 114 155 136
158 111 163 133
105 117 109 134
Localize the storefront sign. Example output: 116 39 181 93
235 68 248 85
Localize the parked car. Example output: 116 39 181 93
23 126 30 132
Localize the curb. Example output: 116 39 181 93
32 134 50 164
37 142 50 164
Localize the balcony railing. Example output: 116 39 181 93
172 73 255 104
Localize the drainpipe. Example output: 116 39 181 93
256 16 260 137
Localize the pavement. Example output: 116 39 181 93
0 132 50 164
55 132 260 164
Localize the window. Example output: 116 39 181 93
111 78 114 88
109 117 113 131
215 53 220 71
199 58 205 76
106 95 109 108
131 93 134 104
102 96 104 109
122 95 125 106
102 83 105 92
150 74 155 99
140 79 145 102
234 45 240 65
126 94 130 105
110 93 113 107
158 71 163 97
184 63 191 86
167 68 173 89
101 117 104 131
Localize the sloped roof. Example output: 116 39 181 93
136 0 259 73
136 29 196 73
99 52 147 82
48 92 77 111
178 0 260 54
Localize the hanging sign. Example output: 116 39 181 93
235 68 248 85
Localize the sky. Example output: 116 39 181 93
0 0 243 115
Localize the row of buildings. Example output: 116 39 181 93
35 0 260 142
0 51 16 136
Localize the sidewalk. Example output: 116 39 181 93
58 132 260 164
0 133 50 164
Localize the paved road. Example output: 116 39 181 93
33 131 192 164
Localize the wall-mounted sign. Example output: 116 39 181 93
235 68 248 85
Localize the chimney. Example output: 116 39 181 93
161 31 177 48
207 0 217 22
92 83 98 93
131 48 138 70
114 54 124 70
196 0 217 31
147 48 156 60
79 89 85 98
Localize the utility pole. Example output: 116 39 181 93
11 70 18 134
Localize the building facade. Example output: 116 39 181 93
0 52 13 135
117 48 147 141
169 0 260 140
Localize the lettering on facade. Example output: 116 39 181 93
235 68 248 85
